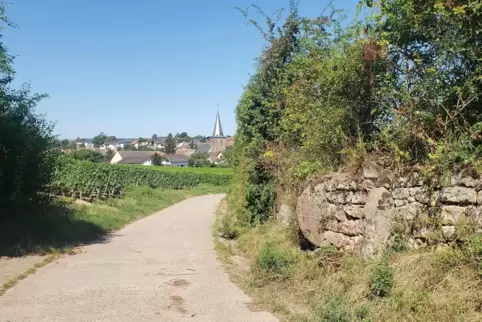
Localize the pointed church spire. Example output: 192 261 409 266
212 108 224 138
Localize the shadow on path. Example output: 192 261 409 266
0 203 109 257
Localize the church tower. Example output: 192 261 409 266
210 110 227 153
212 110 225 138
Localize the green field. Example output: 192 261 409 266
53 156 232 199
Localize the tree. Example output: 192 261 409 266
0 6 58 215
93 132 107 147
60 139 70 149
188 152 211 167
152 133 158 140
105 149 115 162
220 146 234 166
71 149 104 163
105 135 116 142
150 153 164 166
164 133 177 155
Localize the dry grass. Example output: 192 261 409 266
214 202 482 322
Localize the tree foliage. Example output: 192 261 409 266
164 133 177 155
0 4 57 216
231 0 482 227
71 149 105 163
188 152 211 167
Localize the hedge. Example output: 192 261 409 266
53 157 232 198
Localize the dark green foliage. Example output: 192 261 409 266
164 133 176 155
92 132 107 147
71 149 104 163
0 4 57 216
256 242 297 279
188 152 211 168
150 153 164 166
104 149 115 162
231 0 482 230
53 156 232 198
369 261 394 297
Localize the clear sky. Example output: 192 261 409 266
3 0 361 139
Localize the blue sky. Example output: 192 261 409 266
3 0 361 139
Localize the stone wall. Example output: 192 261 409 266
295 165 482 258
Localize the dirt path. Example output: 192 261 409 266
0 194 277 322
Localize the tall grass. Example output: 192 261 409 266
214 209 482 322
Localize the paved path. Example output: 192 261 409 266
0 195 277 322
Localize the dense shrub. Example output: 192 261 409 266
52 156 232 198
230 0 482 228
0 6 57 217
369 261 395 297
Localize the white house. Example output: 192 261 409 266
110 151 154 165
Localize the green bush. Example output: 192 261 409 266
255 242 298 279
315 294 353 322
369 261 395 297
53 156 232 198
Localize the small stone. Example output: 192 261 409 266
407 197 415 203
362 180 375 190
393 203 423 220
376 169 394 188
326 191 346 204
392 188 410 200
345 191 367 204
394 199 407 207
414 227 430 238
326 220 339 232
336 181 350 190
363 161 379 179
343 205 364 219
441 206 466 224
440 187 477 204
323 231 353 249
442 226 456 239
479 191 482 204
459 176 481 188
407 238 419 250
339 220 364 236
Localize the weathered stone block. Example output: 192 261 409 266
376 169 394 188
326 220 339 232
394 199 407 207
407 196 415 203
442 226 456 239
323 231 353 249
393 202 424 220
440 187 477 204
363 161 379 179
479 191 482 204
296 184 328 246
344 205 365 219
277 203 294 226
451 173 481 188
339 220 364 236
345 191 368 204
326 191 347 204
392 188 410 200
441 206 466 224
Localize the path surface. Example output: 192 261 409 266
0 195 277 322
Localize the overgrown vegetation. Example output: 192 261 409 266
229 0 482 229
214 218 482 321
53 156 232 198
218 0 482 320
0 3 57 219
